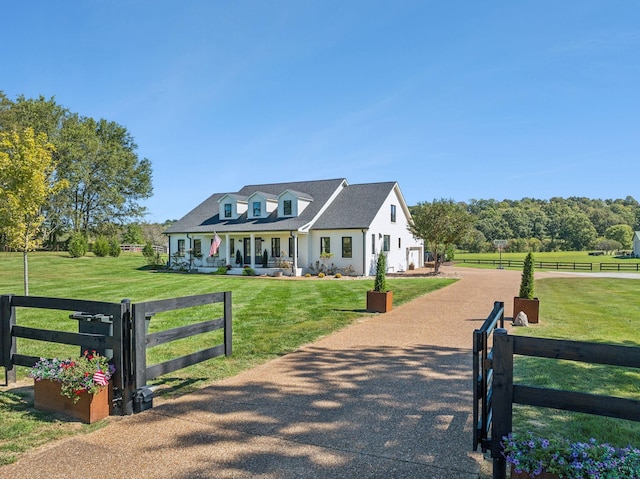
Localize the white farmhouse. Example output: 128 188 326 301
633 231 640 258
164 178 423 276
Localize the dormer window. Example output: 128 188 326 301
224 203 232 218
253 201 261 217
277 190 312 218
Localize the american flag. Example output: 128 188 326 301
210 233 221 256
93 371 109 386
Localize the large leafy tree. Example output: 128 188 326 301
409 199 473 273
0 93 69 246
605 224 633 249
55 115 153 235
0 128 66 294
0 92 153 242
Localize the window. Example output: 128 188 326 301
271 238 281 257
383 235 390 252
224 203 232 218
255 238 262 258
289 237 295 257
283 200 292 216
193 239 202 257
342 237 352 258
230 238 235 256
398 237 401 248
371 234 376 254
253 201 261 217
177 239 185 256
321 237 330 254
391 204 397 223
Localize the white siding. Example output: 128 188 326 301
306 229 367 275
366 187 423 275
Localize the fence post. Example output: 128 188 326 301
224 291 232 356
491 328 513 479
120 299 134 415
1 295 16 384
132 302 148 392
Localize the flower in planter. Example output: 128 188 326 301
502 432 640 478
29 351 115 403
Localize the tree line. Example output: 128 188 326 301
408 197 639 267
460 196 639 253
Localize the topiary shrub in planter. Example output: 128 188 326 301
367 252 393 313
514 251 539 323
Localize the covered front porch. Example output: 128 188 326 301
186 231 305 276
195 265 294 276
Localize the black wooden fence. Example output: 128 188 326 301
1 292 231 416
457 259 594 270
458 259 640 271
473 309 640 479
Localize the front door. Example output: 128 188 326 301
243 238 251 265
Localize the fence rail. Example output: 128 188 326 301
120 244 168 254
131 292 232 390
474 312 640 479
599 262 640 271
1 292 231 417
457 259 640 271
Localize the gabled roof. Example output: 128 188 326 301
164 178 404 235
164 178 347 234
279 189 314 201
247 191 279 201
311 182 397 229
217 193 248 203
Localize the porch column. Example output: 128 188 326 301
292 232 298 276
250 233 255 269
225 234 230 266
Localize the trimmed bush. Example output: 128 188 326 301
519 251 535 299
374 253 387 292
68 233 88 258
109 238 121 257
242 267 256 276
93 236 110 257
142 241 155 259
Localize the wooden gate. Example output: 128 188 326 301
1 292 232 416
473 304 640 479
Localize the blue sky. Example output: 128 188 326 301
2 1 639 222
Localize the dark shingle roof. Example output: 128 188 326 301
311 182 397 229
164 179 399 235
164 178 346 234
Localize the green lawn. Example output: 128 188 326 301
0 251 455 465
455 250 640 271
510 277 640 448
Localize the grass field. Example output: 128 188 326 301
0 251 455 465
2 252 639 466
455 250 640 270
510 277 640 448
